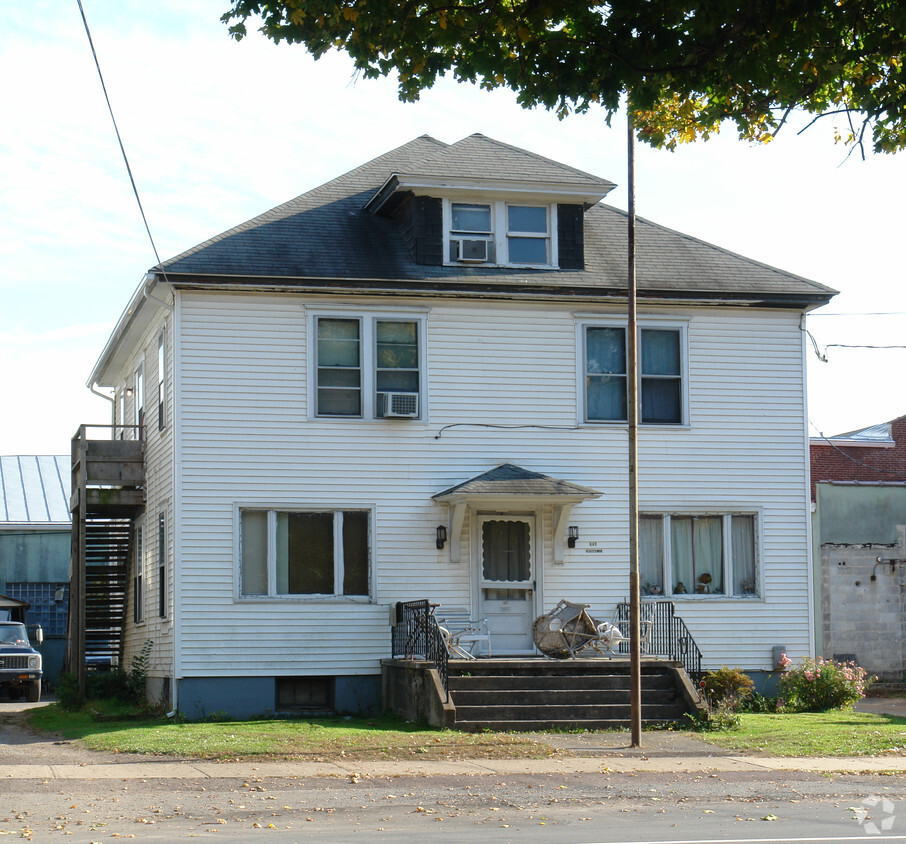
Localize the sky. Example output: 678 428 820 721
3 1 905 456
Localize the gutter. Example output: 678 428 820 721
159 272 835 311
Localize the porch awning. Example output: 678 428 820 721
433 463 602 562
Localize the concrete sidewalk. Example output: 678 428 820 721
5 751 906 781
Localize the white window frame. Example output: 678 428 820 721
443 199 558 269
236 506 374 602
577 317 689 426
157 329 166 432
308 308 428 420
640 509 763 600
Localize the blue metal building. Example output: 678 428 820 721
0 456 70 688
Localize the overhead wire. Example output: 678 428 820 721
76 0 168 280
809 419 905 477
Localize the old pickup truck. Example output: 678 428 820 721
0 621 43 702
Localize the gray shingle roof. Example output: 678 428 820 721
155 134 835 305
433 463 602 499
0 456 70 525
388 133 615 189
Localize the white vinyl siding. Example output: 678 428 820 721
172 291 811 675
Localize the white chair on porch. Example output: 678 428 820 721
435 607 492 658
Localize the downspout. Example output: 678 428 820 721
89 382 116 430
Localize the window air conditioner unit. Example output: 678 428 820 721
453 238 489 263
377 392 419 418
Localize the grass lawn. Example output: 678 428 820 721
24 705 557 762
700 710 906 757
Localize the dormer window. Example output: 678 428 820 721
507 205 550 264
445 200 557 268
450 203 494 263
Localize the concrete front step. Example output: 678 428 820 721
448 658 666 676
444 659 695 730
448 674 675 692
450 689 674 706
454 703 688 722
454 718 684 732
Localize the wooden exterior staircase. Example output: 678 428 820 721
67 426 145 694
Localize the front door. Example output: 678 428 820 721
478 516 536 654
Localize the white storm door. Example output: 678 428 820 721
478 516 536 654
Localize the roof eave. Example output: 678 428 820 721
158 272 835 310
365 172 614 215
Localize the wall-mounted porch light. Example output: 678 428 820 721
125 387 134 397
54 586 66 604
567 526 579 549
436 525 448 550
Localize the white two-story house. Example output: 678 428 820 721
74 133 835 718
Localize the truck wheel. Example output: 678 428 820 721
26 680 41 702
7 687 22 701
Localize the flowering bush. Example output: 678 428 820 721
779 657 874 711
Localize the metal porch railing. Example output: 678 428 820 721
390 599 449 699
615 601 703 682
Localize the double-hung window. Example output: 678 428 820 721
640 512 759 598
446 200 555 267
240 508 371 599
314 314 423 419
583 323 685 424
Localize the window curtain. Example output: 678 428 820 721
639 515 664 594
671 516 723 594
482 521 530 582
732 515 757 595
640 329 681 423
586 327 627 420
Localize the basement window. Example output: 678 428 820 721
276 677 333 712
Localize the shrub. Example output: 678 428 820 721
702 666 755 709
743 692 786 713
57 639 154 711
779 656 873 712
55 672 82 711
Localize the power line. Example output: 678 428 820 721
809 420 904 477
825 343 906 350
76 0 164 270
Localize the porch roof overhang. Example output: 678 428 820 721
433 464 602 563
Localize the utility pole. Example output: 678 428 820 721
627 111 642 747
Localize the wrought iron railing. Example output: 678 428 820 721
390 599 449 699
615 601 703 682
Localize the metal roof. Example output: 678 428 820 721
0 456 70 525
830 421 894 443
